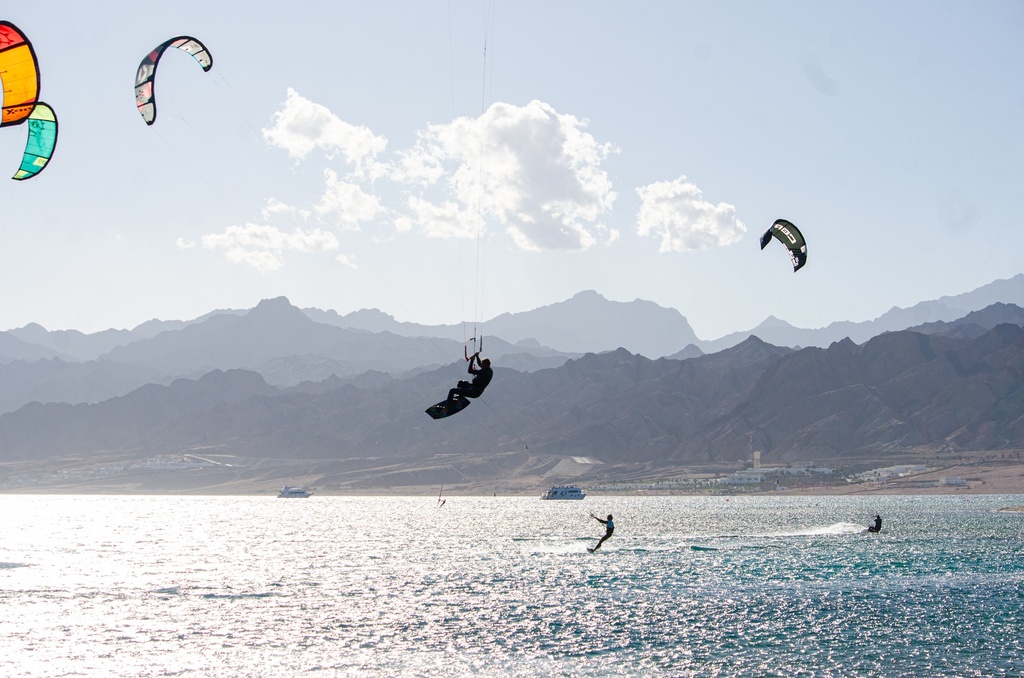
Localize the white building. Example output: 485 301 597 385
938 476 966 486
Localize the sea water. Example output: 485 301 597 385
1 494 1022 676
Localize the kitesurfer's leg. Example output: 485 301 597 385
447 381 472 406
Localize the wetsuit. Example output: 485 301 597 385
447 358 493 405
591 516 614 551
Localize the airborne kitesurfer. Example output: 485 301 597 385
446 352 492 408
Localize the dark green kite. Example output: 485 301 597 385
760 218 807 272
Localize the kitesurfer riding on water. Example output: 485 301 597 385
868 514 882 533
588 513 614 552
446 352 492 409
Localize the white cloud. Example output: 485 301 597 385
315 169 387 230
176 237 196 249
635 177 746 253
404 195 484 239
393 214 414 234
391 147 445 185
394 100 618 251
262 198 293 214
201 223 340 273
255 96 624 252
335 252 358 269
261 197 310 221
263 88 387 172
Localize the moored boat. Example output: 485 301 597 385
277 485 312 498
540 485 586 500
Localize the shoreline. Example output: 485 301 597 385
3 459 1024 498
3 487 1024 498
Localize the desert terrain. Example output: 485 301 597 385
2 448 1024 499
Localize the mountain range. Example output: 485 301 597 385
4 276 1024 492
3 301 1024 490
5 275 1024 416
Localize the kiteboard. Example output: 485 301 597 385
425 397 471 420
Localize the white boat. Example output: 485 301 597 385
540 485 586 500
277 485 312 498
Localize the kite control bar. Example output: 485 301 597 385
464 335 484 361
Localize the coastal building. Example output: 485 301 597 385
938 476 966 486
854 464 927 482
721 466 834 485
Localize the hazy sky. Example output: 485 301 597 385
1 1 1022 340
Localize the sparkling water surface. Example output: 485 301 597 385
2 494 1023 676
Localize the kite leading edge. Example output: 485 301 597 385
135 35 213 125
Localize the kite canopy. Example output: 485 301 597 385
135 36 213 125
0 21 40 127
760 218 807 272
13 102 57 180
0 21 56 180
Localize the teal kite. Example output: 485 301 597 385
1 21 57 180
13 102 57 180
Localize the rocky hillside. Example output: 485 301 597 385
4 325 1024 479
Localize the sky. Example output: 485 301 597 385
1 1 1022 341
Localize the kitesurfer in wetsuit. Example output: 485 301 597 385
446 352 492 408
588 513 614 552
868 514 882 533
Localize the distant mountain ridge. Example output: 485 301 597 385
5 324 1024 489
3 276 1024 419
905 302 1024 339
0 297 581 414
303 289 701 356
304 276 1024 355
7 275 1024 362
702 274 1024 351
95 296 573 381
4 308 246 361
